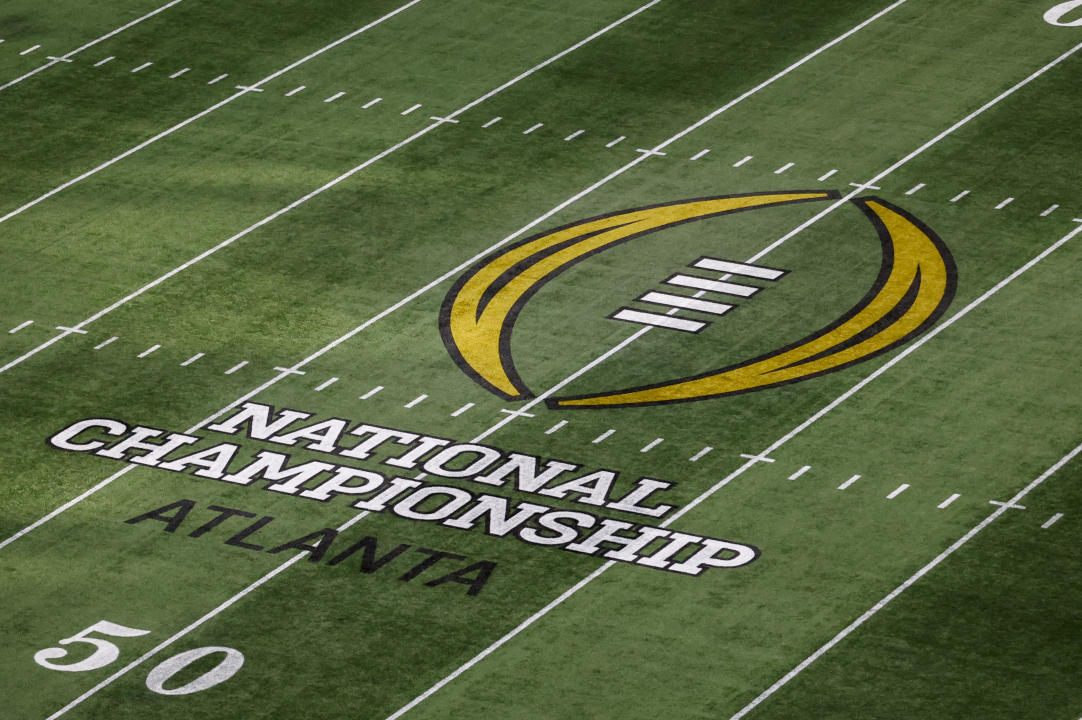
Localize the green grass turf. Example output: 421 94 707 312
1 0 1081 718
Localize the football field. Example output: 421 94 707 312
1 0 1081 717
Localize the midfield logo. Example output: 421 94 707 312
440 191 957 408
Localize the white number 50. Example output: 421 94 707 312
1046 1 1082 26
33 620 150 672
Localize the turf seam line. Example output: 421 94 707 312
0 0 184 93
727 440 1082 720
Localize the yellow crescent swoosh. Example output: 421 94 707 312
440 191 839 399
549 197 956 408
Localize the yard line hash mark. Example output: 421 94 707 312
93 56 114 67
224 361 248 375
733 155 753 167
905 183 925 195
789 465 811 480
837 475 861 490
817 169 838 181
523 123 543 134
168 67 190 78
729 441 1082 720
950 190 970 202
592 429 615 444
995 197 1015 210
207 73 228 84
324 91 346 103
404 394 428 408
691 148 710 160
93 337 118 350
180 353 204 366
606 135 626 148
774 162 794 174
363 97 382 109
136 344 160 358
564 129 585 141
360 386 384 400
937 493 961 509
1 0 184 93
1042 513 1063 529
314 377 339 392
1041 204 1059 217
451 402 474 417
130 62 152 73
545 420 568 435
19 44 41 55
640 438 663 453
401 103 421 115
8 320 32 334
285 85 305 96
689 446 713 462
482 116 501 128
886 483 910 499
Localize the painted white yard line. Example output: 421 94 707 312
522 122 544 134
640 438 663 453
314 376 339 391
788 465 811 480
136 344 160 358
0 0 660 379
905 182 925 195
605 135 626 148
837 474 861 490
995 197 1015 210
774 162 794 174
544 420 568 435
937 493 960 509
179 352 203 366
1041 512 1063 529
1041 204 1059 217
733 155 753 167
592 429 615 444
169 67 190 79
93 56 115 67
8 320 33 334
0 0 424 229
19 44 41 56
223 360 248 375
564 129 585 141
728 440 1082 720
92 336 118 350
690 148 710 160
1 1 183 93
324 91 346 103
360 385 384 400
285 85 305 96
886 483 909 499
404 394 428 408
451 402 474 417
401 103 422 115
817 169 837 181
950 190 970 203
130 61 153 73
689 446 713 462
206 73 228 84
363 97 383 109
481 116 501 128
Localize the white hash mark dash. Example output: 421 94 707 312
360 385 383 400
950 190 970 203
207 73 228 85
482 116 502 128
774 162 795 174
837 474 861 490
401 103 421 115
363 97 382 109
404 394 427 408
886 483 910 499
689 446 713 462
169 68 190 79
605 135 626 148
1041 513 1063 529
564 129 585 141
995 197 1015 210
905 183 925 195
324 91 345 103
640 438 663 453
523 123 543 134
93 56 114 67
137 344 161 358
180 353 204 367
314 377 338 392
451 402 474 417
690 148 710 160
224 360 248 375
285 85 305 96
733 155 753 167
8 320 33 334
20 44 41 55
937 493 961 509
93 336 118 350
592 429 614 444
130 61 152 73
1041 204 1059 217
545 420 567 435
818 169 838 181
789 465 811 480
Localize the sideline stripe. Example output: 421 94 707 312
0 0 661 378
728 441 1082 719
0 0 184 94
0 0 426 229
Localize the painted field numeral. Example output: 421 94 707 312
1045 1 1082 26
34 619 245 696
